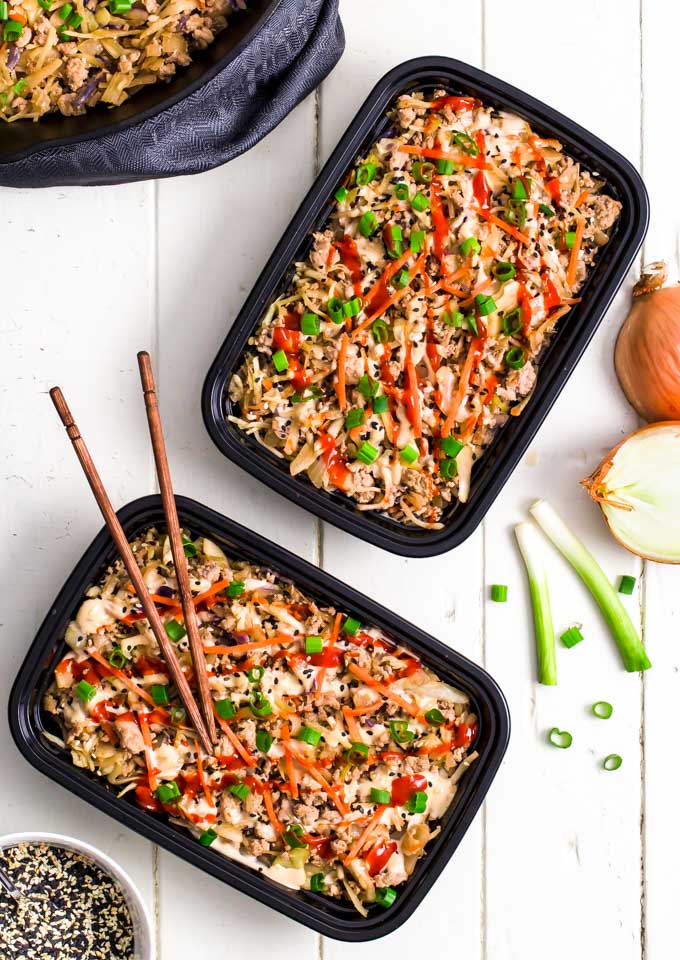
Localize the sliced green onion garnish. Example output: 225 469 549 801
385 224 403 258
393 268 411 289
406 791 427 814
356 162 376 186
343 616 360 635
2 20 22 39
247 665 264 684
356 441 379 465
68 11 82 27
453 131 479 156
215 698 237 720
492 261 516 282
548 728 572 749
512 177 531 200
171 706 186 724
0 2 9 17
283 824 307 848
459 237 481 257
165 619 186 642
151 684 169 706
347 741 369 763
256 728 273 753
229 782 252 801
436 158 455 175
370 788 391 804
475 294 497 316
564 231 577 249
359 211 379 237
343 297 362 317
305 635 323 655
373 394 389 414
310 873 325 893
301 313 320 336
440 436 463 458
227 580 245 598
357 373 379 399
603 754 622 771
514 521 557 685
371 319 390 344
60 2 73 17
467 313 479 336
400 444 418 465
411 192 430 213
560 626 584 648
249 691 272 717
75 679 96 703
109 0 132 11
389 720 414 744
412 160 435 184
297 726 322 747
394 183 409 201
529 499 651 673
108 647 127 669
334 186 349 203
538 202 555 218
410 230 426 253
502 307 522 336
156 781 181 804
199 829 217 846
443 308 464 327
375 886 397 908
507 200 527 227
592 701 613 720
490 584 508 602
12 78 26 95
505 347 526 369
181 535 197 557
425 708 445 726
292 387 322 404
439 458 458 479
272 349 289 373
327 296 345 324
345 408 365 431
618 575 636 595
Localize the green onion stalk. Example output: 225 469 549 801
529 499 651 673
514 521 557 685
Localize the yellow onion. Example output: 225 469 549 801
582 422 680 563
615 261 680 421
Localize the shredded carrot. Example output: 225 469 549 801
440 337 483 438
352 254 425 337
203 634 297 657
342 706 363 743
137 711 158 792
280 724 299 799
315 612 341 702
347 699 383 716
362 249 413 307
263 787 283 832
476 207 531 245
125 583 181 608
196 747 214 808
397 144 488 168
336 333 348 410
404 343 422 438
9 10 27 23
283 744 349 814
87 649 157 708
191 578 232 606
216 714 257 768
566 215 585 289
347 662 420 718
344 804 387 863
574 190 589 209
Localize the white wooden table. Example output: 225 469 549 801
1 1 678 956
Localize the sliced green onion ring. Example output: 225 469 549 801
548 727 572 749
603 754 623 771
592 701 613 720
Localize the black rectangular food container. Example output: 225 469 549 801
8 494 510 941
202 56 649 557
0 0 278 165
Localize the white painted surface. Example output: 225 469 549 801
0 1 676 957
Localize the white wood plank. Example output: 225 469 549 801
154 96 319 959
320 6 486 958
639 3 680 955
0 184 157 946
483 2 644 958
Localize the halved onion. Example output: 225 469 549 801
582 422 680 563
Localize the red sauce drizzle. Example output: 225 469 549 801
545 178 562 204
390 774 428 807
430 180 449 262
336 234 364 295
428 95 479 112
365 840 398 877
318 431 350 489
541 270 562 312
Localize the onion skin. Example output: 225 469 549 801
615 285 680 421
582 421 680 563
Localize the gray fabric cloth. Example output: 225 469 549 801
0 0 343 187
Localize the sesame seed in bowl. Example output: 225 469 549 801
0 833 152 960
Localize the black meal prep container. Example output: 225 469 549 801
0 0 279 165
202 56 649 557
9 494 510 941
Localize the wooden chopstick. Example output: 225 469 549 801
49 386 213 756
136 351 217 745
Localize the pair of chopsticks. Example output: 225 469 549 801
50 352 216 755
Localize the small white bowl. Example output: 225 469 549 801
0 832 153 960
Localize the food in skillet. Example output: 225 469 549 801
229 90 621 528
0 0 245 120
44 528 478 912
